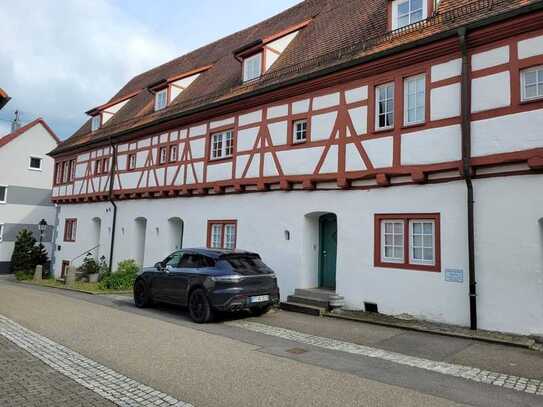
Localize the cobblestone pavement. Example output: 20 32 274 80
0 315 192 407
0 336 114 407
227 320 543 396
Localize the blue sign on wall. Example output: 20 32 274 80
445 269 464 283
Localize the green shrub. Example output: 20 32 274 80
15 271 34 281
98 259 139 290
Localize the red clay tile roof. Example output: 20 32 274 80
51 0 541 156
0 118 60 149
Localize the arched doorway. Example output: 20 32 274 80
319 213 337 290
91 217 101 258
168 217 184 252
134 217 147 267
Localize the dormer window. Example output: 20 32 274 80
154 88 168 111
91 115 101 132
243 53 262 82
392 0 427 30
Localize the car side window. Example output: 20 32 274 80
165 251 183 267
179 254 199 268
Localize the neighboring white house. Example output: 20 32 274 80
0 118 60 273
49 0 543 335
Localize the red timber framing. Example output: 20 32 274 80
51 10 543 204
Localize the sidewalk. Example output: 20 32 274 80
0 336 113 407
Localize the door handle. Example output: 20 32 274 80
322 250 327 255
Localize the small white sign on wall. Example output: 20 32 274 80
445 268 464 283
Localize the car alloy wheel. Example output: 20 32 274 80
189 288 213 323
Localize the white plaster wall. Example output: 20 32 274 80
312 92 339 110
362 137 393 168
206 162 232 182
268 121 288 146
238 110 262 127
431 58 462 82
237 127 259 151
267 105 288 119
277 147 324 175
291 99 310 114
471 71 511 113
53 175 543 334
0 123 58 189
311 112 337 141
401 125 461 165
472 108 543 157
345 86 368 104
474 175 543 335
518 34 543 59
471 46 509 71
348 107 368 135
430 83 461 121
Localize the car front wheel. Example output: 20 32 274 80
188 288 214 323
133 279 152 308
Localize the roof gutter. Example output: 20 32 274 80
51 1 543 157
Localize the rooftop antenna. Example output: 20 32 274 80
11 110 21 132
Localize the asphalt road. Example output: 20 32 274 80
1 278 542 407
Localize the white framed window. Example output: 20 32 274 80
381 220 404 263
211 130 234 160
0 224 4 242
0 185 6 204
29 156 42 171
293 119 308 143
375 82 395 130
395 0 425 29
169 144 178 162
62 161 70 183
154 88 168 111
158 146 167 164
404 74 426 125
208 221 237 249
521 66 543 102
91 115 101 132
127 153 137 170
409 220 435 266
224 224 236 250
243 53 262 82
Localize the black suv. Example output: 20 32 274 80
133 248 280 323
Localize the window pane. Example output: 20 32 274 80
398 2 409 15
384 234 392 245
538 83 543 97
385 223 393 233
224 224 236 249
393 222 402 233
0 186 5 202
413 223 422 234
423 235 433 247
423 222 433 234
524 71 537 85
398 15 409 27
393 247 403 259
411 10 423 22
394 234 403 246
412 0 422 9
413 247 423 260
385 247 393 257
423 248 434 260
413 235 422 246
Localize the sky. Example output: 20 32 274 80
0 0 301 139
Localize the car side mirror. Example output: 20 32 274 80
154 262 163 270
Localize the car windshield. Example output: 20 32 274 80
222 254 272 275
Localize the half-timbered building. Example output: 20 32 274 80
49 0 543 335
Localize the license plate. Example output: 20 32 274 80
249 295 270 303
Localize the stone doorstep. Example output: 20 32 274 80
322 309 543 352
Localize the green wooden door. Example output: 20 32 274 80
319 214 337 290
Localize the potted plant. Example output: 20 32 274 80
77 254 100 283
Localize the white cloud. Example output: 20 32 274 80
0 0 179 139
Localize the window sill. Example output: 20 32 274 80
402 121 426 130
209 156 233 163
28 167 43 172
520 97 543 105
374 261 440 273
373 127 395 135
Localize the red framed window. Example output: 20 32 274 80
374 213 441 272
101 157 109 174
64 219 77 242
127 153 136 170
169 144 178 162
158 146 168 165
94 159 101 175
207 220 237 250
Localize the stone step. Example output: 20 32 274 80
280 301 324 316
293 288 345 307
287 295 330 309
